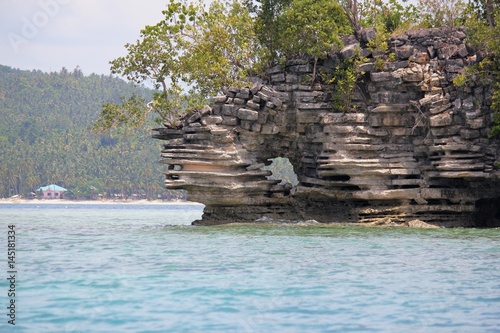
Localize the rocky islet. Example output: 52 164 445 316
153 27 500 227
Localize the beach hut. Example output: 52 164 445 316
37 184 68 199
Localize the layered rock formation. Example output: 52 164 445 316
153 27 500 227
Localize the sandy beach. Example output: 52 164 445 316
0 198 204 206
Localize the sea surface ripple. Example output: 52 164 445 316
1 203 499 332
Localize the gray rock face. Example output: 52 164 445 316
153 27 500 227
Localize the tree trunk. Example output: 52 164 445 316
342 0 361 38
484 0 496 27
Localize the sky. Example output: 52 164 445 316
0 0 172 76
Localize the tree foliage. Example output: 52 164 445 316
359 0 418 33
263 157 299 186
470 0 499 27
250 0 352 67
417 0 469 27
278 0 351 60
97 0 500 138
0 65 184 200
97 0 357 130
96 0 260 130
7 0 500 199
452 1 500 136
246 0 292 65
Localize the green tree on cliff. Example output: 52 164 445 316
245 0 292 65
452 0 500 136
103 0 498 132
417 0 469 27
277 0 351 64
250 0 352 66
95 0 260 131
359 0 418 32
96 0 360 131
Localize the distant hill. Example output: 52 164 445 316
0 64 179 200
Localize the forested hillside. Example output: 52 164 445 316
0 65 177 200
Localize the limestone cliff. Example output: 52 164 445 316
153 27 500 227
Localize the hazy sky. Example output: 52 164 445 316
0 0 172 76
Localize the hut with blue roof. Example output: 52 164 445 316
37 184 68 199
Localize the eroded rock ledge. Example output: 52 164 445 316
154 27 500 227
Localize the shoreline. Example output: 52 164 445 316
0 198 204 206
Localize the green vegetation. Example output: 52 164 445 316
264 157 299 186
97 0 261 130
417 0 469 27
94 0 356 130
329 56 364 112
97 0 500 129
3 0 500 199
451 0 500 136
0 65 182 200
275 0 351 79
246 0 292 66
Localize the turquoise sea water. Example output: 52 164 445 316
1 203 500 333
